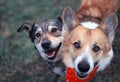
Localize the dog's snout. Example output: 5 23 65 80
78 60 90 73
41 39 51 49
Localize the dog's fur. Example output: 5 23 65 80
61 0 119 79
76 0 119 20
17 18 65 75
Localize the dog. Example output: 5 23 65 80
61 0 119 79
17 17 65 75
76 0 119 21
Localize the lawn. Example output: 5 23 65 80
0 0 120 82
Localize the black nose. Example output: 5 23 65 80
78 60 90 73
41 39 51 49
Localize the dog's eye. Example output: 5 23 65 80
51 28 58 33
35 33 41 37
93 46 100 52
73 42 80 49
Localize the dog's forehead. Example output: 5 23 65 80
48 19 62 28
36 19 62 32
70 26 107 44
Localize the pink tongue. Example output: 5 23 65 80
47 52 54 56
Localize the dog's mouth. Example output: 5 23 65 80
77 72 88 78
45 43 62 60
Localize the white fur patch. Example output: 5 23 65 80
53 67 65 75
98 49 113 71
81 21 99 29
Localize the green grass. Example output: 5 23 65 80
0 0 80 82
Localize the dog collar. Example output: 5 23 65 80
66 66 99 82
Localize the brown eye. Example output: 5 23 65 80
74 41 81 49
93 46 100 52
51 28 57 33
35 33 41 37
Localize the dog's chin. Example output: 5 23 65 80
77 72 88 79
45 43 62 61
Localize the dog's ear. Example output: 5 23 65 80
62 7 79 32
100 13 118 42
17 23 32 32
57 16 62 24
17 23 37 42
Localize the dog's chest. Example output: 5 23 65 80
44 60 66 75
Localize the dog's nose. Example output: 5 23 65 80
41 39 51 49
77 60 90 73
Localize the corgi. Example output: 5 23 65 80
61 0 119 79
17 17 65 75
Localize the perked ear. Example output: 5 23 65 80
57 16 62 24
100 13 118 41
62 7 79 32
17 23 32 32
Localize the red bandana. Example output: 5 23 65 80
66 66 99 82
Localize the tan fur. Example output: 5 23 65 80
44 33 62 42
76 0 119 21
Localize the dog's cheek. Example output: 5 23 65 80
35 37 41 44
92 51 103 62
51 38 62 47
69 45 79 59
